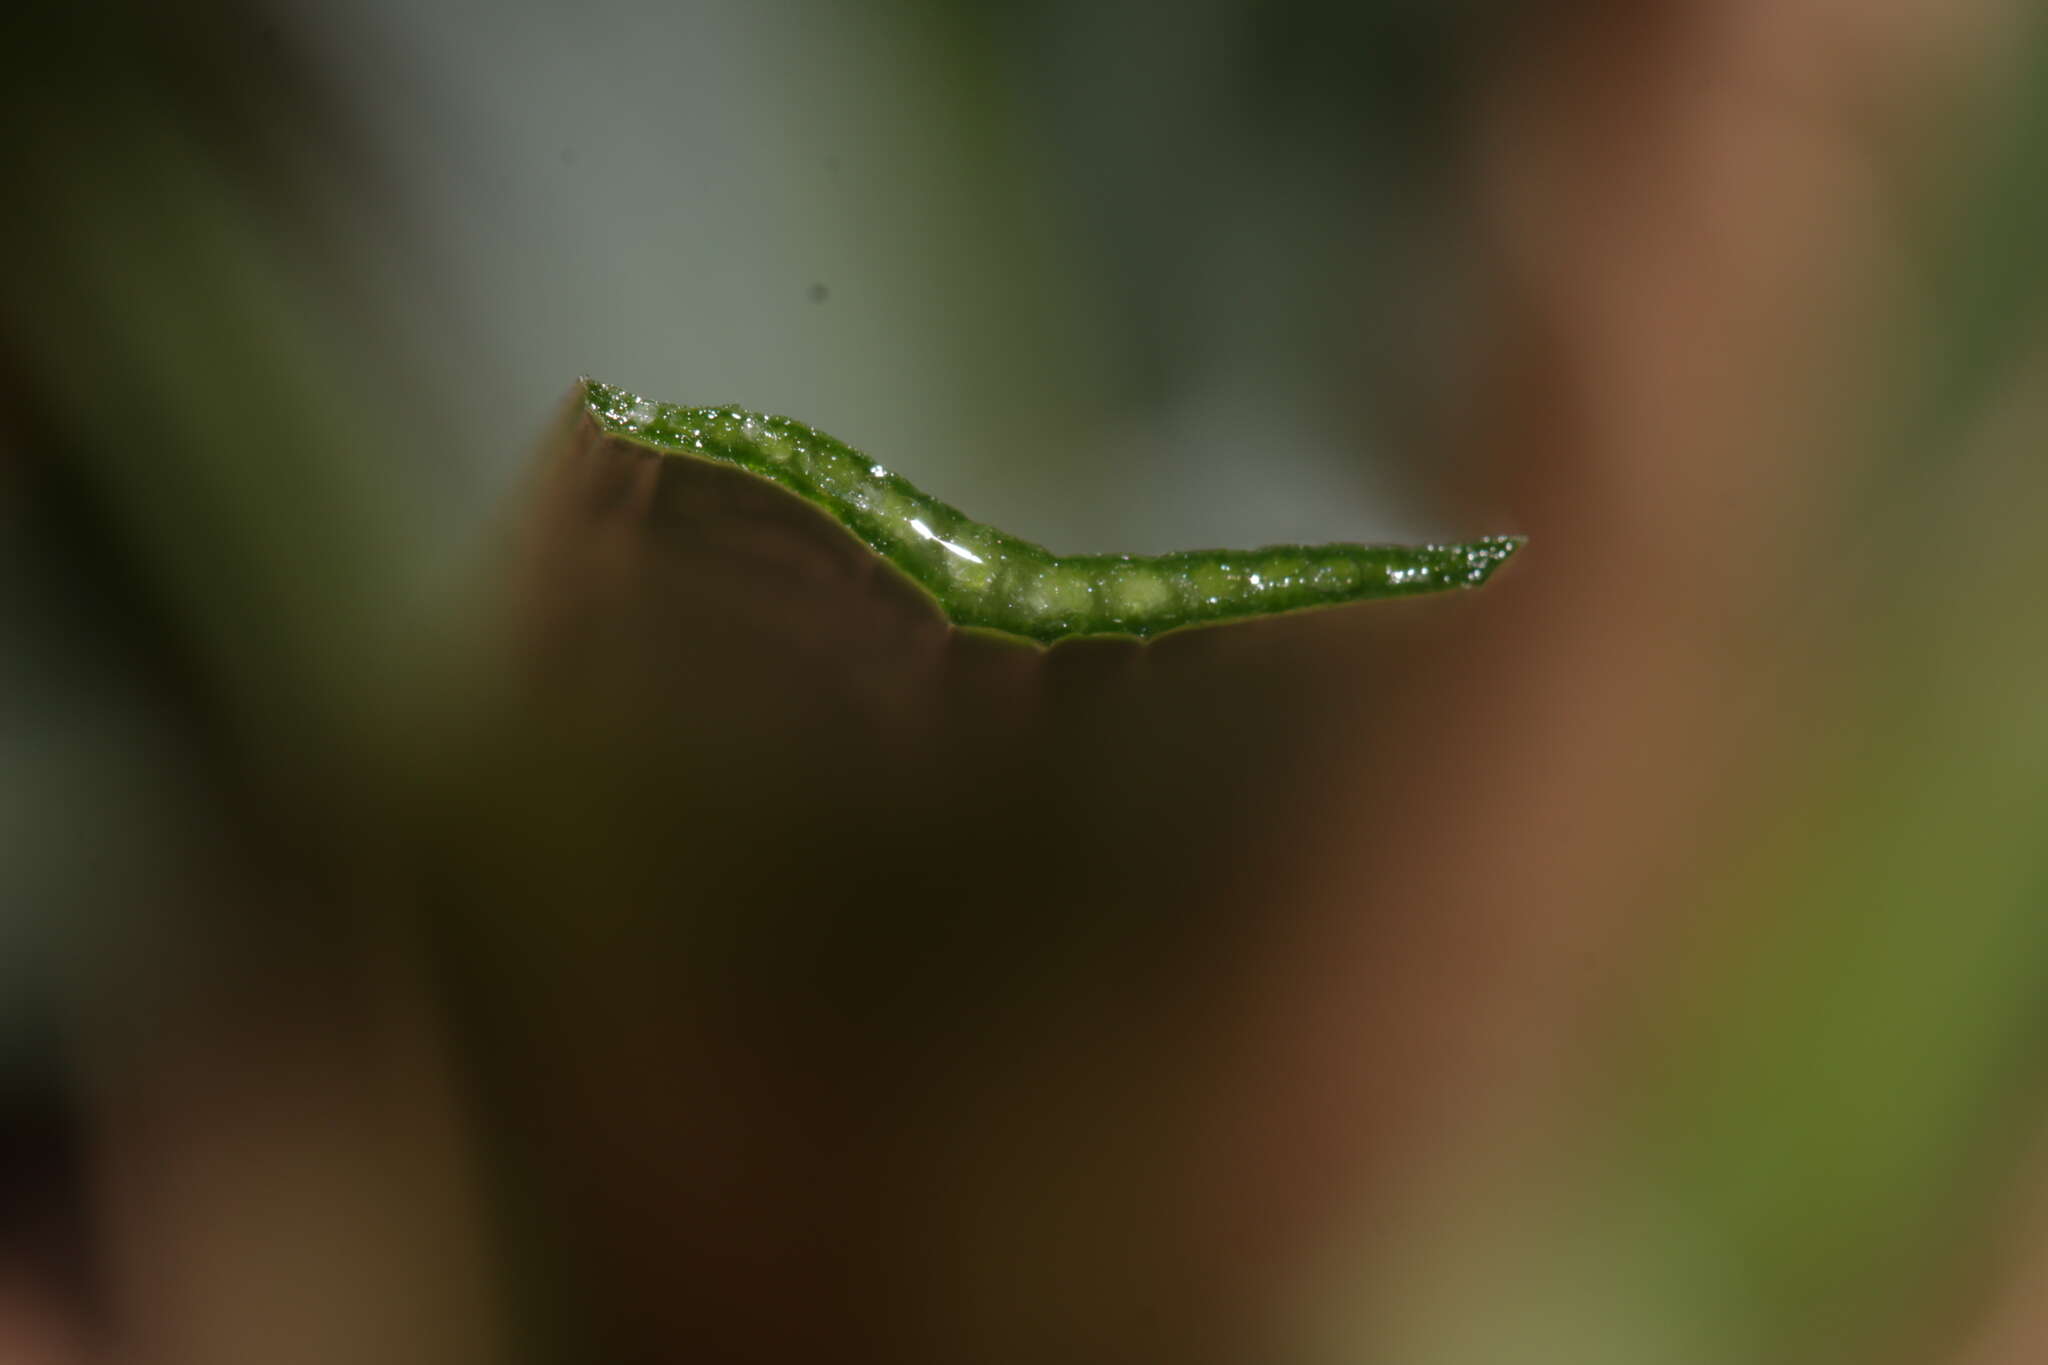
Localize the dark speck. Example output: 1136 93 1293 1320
808 283 830 304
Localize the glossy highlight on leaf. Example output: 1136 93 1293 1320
583 379 1522 645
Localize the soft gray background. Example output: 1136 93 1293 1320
280 0 1474 552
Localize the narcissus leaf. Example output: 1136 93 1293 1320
582 379 1521 646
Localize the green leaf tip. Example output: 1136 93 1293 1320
581 378 1523 645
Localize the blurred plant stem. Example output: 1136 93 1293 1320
1309 6 2048 1364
